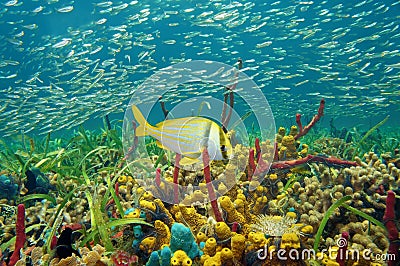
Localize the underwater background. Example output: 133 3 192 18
0 0 400 265
0 0 399 137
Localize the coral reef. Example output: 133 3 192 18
0 98 398 266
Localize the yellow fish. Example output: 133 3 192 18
132 105 233 166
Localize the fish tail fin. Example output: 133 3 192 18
131 105 151 137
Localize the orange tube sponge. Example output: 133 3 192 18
175 205 206 234
171 250 192 266
215 222 231 241
154 220 171 250
246 232 267 252
203 237 217 256
154 199 175 227
219 196 246 224
231 233 246 261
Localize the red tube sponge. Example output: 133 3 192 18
173 154 181 204
336 231 349 266
203 148 223 222
8 204 26 266
248 148 256 181
294 99 325 140
383 191 399 266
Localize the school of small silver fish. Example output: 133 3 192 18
0 0 399 137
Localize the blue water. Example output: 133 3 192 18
0 0 399 139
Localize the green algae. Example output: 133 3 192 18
313 195 386 252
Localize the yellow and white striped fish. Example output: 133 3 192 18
132 105 233 165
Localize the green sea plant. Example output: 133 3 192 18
351 115 389 160
17 193 57 206
78 154 153 252
44 187 79 254
313 195 386 252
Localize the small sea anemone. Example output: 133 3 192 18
250 214 297 237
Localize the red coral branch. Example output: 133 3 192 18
203 148 223 222
336 231 349 266
255 156 270 176
8 204 26 266
255 138 261 163
383 191 399 266
248 148 256 181
173 154 181 204
294 99 325 140
271 154 358 169
232 222 238 233
273 142 279 161
295 113 303 133
155 168 161 187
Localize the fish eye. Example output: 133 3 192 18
220 145 226 151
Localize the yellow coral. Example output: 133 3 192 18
300 225 314 235
154 220 171 249
118 185 127 193
279 135 298 159
118 175 127 183
203 237 217 256
219 196 245 224
171 250 192 266
300 143 309 157
253 195 268 215
285 211 297 220
92 244 105 256
281 135 295 146
140 237 156 254
136 186 145 195
175 205 206 234
196 231 207 244
220 248 233 261
289 125 298 136
125 208 141 218
246 232 267 252
192 190 207 202
83 250 101 266
203 257 221 266
234 198 245 214
280 233 300 249
141 191 154 200
231 233 246 261
54 254 78 266
202 249 233 266
139 200 156 212
154 199 175 227
269 173 278 180
215 222 231 241
278 127 286 137
225 164 237 186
